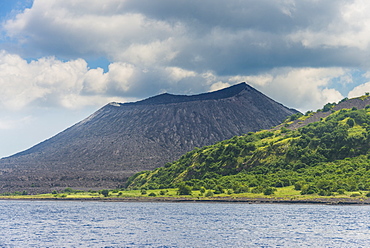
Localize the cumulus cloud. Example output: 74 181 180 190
1 0 370 113
348 82 370 98
3 0 184 65
0 50 137 110
165 67 196 82
0 50 227 111
230 67 347 111
209 82 231 92
290 0 370 51
5 0 370 73
0 48 355 114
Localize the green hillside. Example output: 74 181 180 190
126 102 370 196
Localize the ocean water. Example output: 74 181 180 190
0 200 370 247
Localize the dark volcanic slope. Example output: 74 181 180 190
0 83 297 193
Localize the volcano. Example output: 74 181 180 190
0 83 298 193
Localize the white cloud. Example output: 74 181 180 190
122 38 179 66
106 62 135 92
289 0 370 50
1 0 370 114
165 67 196 82
229 74 274 87
265 68 346 111
348 82 370 98
4 0 370 74
3 0 185 65
209 82 231 92
0 50 139 110
82 68 108 94
230 67 347 112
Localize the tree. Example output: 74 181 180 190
64 187 74 193
300 185 318 195
347 118 355 128
263 187 276 195
100 189 110 197
214 185 224 194
200 187 206 194
178 183 192 195
323 103 336 112
205 190 214 197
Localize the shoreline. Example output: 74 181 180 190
1 196 370 205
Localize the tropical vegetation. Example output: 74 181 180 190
126 103 370 197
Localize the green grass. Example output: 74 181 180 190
1 186 368 201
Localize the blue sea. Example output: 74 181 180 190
0 200 369 247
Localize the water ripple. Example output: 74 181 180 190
0 201 369 247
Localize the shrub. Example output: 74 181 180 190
337 189 345 194
350 193 361 197
323 103 336 112
214 185 224 194
100 189 110 197
300 185 319 195
366 192 370 197
294 181 305 191
178 183 192 195
148 192 157 197
251 186 264 194
200 187 206 194
140 189 147 195
234 186 249 193
280 127 289 133
318 190 332 196
346 118 355 128
205 190 214 197
64 187 74 193
263 187 276 195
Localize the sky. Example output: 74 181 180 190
1 0 370 158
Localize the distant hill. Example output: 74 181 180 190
127 96 370 196
276 95 370 130
0 83 297 193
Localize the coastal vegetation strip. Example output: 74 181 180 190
1 186 370 204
